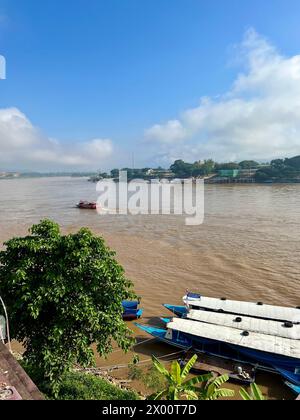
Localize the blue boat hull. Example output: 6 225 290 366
122 301 143 320
135 324 192 349
276 368 300 386
285 382 300 395
135 323 300 378
163 304 187 317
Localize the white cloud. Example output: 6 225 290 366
0 108 113 170
145 29 300 163
145 120 187 144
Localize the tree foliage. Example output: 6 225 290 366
0 220 136 393
255 156 300 182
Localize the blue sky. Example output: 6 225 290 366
1 0 300 170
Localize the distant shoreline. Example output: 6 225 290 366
1 175 300 185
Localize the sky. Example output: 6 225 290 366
1 0 300 171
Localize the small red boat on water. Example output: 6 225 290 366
77 201 97 210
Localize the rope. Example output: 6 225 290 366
98 349 186 372
110 337 157 354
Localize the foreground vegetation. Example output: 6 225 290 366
23 366 138 400
0 220 136 395
149 355 235 401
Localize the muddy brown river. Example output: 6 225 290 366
1 177 299 399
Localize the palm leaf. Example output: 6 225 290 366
169 387 179 400
180 354 198 380
170 360 181 385
204 375 231 399
213 388 235 399
148 389 168 400
251 383 265 400
152 355 171 379
183 389 199 400
209 374 230 387
239 387 252 400
239 383 265 401
183 373 213 387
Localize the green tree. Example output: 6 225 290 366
285 155 300 169
215 162 240 170
110 169 120 178
0 220 135 394
240 383 265 400
271 159 285 169
148 355 213 400
201 159 215 176
170 160 193 178
239 160 260 169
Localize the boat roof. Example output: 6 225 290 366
167 318 300 359
187 310 300 340
183 295 300 324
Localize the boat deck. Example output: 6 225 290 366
187 310 300 339
167 318 300 359
184 295 300 324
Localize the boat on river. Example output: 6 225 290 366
182 293 300 324
137 293 300 385
77 201 97 210
136 317 300 373
122 301 143 320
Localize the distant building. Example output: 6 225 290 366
146 169 175 178
218 169 240 178
0 172 20 178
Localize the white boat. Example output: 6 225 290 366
186 310 300 340
183 294 300 324
167 317 300 360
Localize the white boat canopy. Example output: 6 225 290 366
167 318 300 359
183 295 300 324
187 310 300 340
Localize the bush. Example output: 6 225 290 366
142 366 167 391
23 363 138 400
128 365 143 381
55 372 139 400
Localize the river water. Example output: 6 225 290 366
0 177 299 399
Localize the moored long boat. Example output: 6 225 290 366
183 294 300 324
163 304 188 317
167 317 300 363
186 309 300 339
159 293 300 386
122 301 143 320
136 317 300 375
